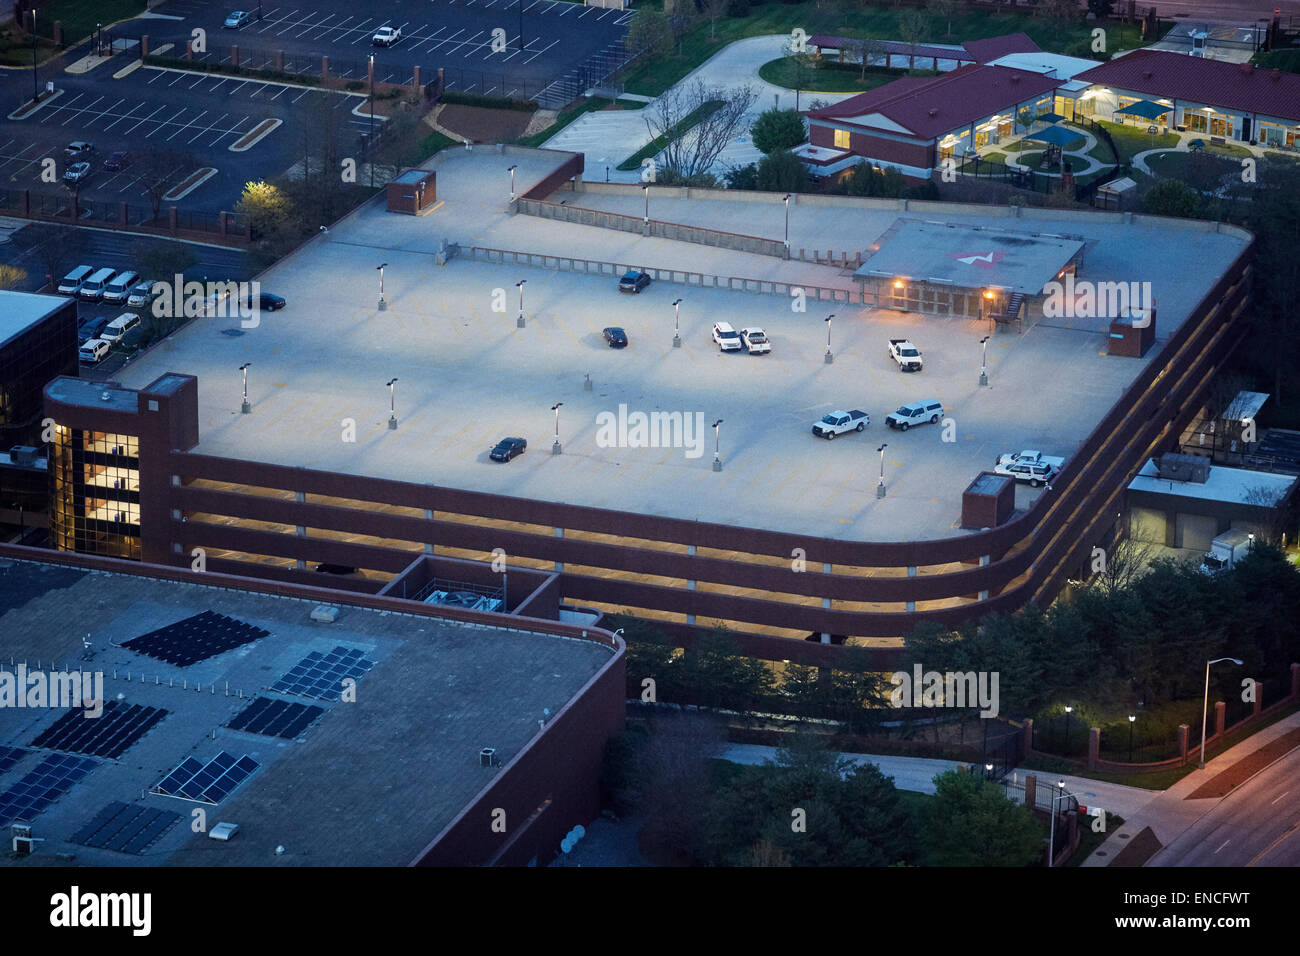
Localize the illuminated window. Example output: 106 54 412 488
49 425 142 560
833 129 850 149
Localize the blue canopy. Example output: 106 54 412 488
1023 125 1085 147
1116 99 1170 120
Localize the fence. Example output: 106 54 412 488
467 245 863 303
0 189 249 245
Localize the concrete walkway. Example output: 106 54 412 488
1003 123 1106 179
1080 707 1300 866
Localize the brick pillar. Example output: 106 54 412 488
322 56 330 79
412 65 421 89
219 212 227 237
119 202 128 226
168 207 178 234
1254 680 1263 718
185 40 192 60
1291 663 1300 699
54 22 63 47
1178 724 1189 764
1023 717 1034 754
141 35 149 57
275 50 285 72
1087 727 1099 769
1214 700 1226 739
231 46 239 68
1024 774 1037 809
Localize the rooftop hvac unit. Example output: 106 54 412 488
209 822 240 841
480 747 497 768
9 446 37 466
1154 453 1211 484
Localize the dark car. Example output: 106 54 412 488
243 292 286 311
618 270 651 294
314 563 357 575
602 326 628 348
103 151 131 171
490 437 527 462
78 316 110 339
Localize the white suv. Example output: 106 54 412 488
712 321 742 351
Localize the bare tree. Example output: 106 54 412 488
859 37 889 77
135 149 196 222
1089 535 1159 593
781 38 817 110
928 0 956 37
700 0 728 40
26 224 90 287
1241 486 1288 544
647 79 758 182
897 9 930 70
632 712 726 864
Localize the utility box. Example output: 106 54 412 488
1108 306 1156 358
962 472 1016 529
386 169 436 215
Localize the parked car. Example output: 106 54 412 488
618 270 651 294
78 338 111 364
372 25 402 46
811 409 869 439
740 328 770 354
887 338 923 372
101 271 140 305
64 141 94 159
601 326 628 348
63 162 91 184
103 151 131 171
712 321 742 351
126 281 161 309
885 399 944 431
224 11 253 28
100 313 141 343
489 437 527 462
77 316 110 340
58 265 95 295
314 563 357 575
242 292 286 311
994 449 1064 487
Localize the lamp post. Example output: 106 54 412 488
671 298 682 348
984 762 994 782
368 53 376 189
642 184 650 225
1128 714 1136 763
239 363 251 414
979 335 990 386
386 378 398 430
1064 705 1073 755
876 443 887 498
519 0 525 52
507 164 518 202
711 419 724 472
1048 779 1068 867
1200 657 1242 768
30 12 38 104
515 279 526 328
551 402 563 454
824 313 834 365
783 193 792 256
377 262 387 311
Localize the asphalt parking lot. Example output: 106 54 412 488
106 150 1250 544
122 0 630 102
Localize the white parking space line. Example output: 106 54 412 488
427 28 466 51
210 116 251 148
166 109 207 142
523 0 545 10
311 14 354 41
558 3 575 14
79 97 126 128
291 87 314 103
409 26 448 54
522 37 559 63
150 107 190 140
123 104 168 136
188 112 228 145
61 96 104 127
228 80 252 96
100 102 142 133
578 6 596 17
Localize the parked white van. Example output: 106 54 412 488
101 270 140 305
78 268 118 301
58 265 94 295
101 312 141 343
79 338 111 364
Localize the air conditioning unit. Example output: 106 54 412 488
209 822 240 841
9 446 37 466
480 747 497 768
1154 453 1211 483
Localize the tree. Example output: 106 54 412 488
647 79 757 182
1088 535 1158 594
859 36 889 77
234 181 293 241
0 264 28 290
755 149 808 192
1038 0 1080 24
26 224 90 288
131 239 197 285
928 0 956 38
925 770 1043 866
1142 178 1201 219
626 9 673 59
724 162 759 190
1087 0 1115 16
699 0 727 39
662 0 696 55
781 37 817 109
897 9 929 70
750 107 806 153
134 149 195 222
629 712 727 864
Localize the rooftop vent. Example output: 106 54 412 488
928 108 938 116
100 391 110 402
1143 70 1154 79
10 445 37 466
1154 453 1211 484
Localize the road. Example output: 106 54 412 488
1148 744 1300 866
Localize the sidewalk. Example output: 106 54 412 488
1080 707 1300 866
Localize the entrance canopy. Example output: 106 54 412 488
1023 124 1085 147
1116 99 1170 120
1035 111 1066 124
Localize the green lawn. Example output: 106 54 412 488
621 2 1149 98
1016 151 1087 173
758 58 917 93
34 0 145 44
1253 48 1300 74
1097 120 1180 162
1145 149 1240 178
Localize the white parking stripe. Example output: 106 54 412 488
427 27 465 51
187 112 228 145
522 37 559 63
409 26 448 54
123 104 168 136
167 109 207 142
149 107 189 139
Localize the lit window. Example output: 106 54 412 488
833 129 850 149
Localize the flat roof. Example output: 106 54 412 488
854 220 1085 295
1223 390 1268 421
1129 458 1297 507
393 169 431 184
106 149 1250 545
45 376 140 414
0 290 70 347
0 558 613 867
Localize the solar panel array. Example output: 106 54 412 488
271 646 374 701
71 802 181 855
225 698 325 739
0 753 99 826
151 751 259 804
31 701 169 759
0 746 29 775
123 610 270 667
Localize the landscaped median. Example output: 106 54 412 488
616 99 724 171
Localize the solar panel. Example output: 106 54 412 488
30 701 168 759
0 753 99 826
122 610 270 667
70 801 182 855
150 752 259 805
226 698 325 739
271 646 375 701
0 746 29 775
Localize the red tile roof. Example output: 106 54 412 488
1075 49 1300 123
962 33 1042 64
806 65 1060 141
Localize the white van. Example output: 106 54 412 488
58 265 94 295
78 268 118 301
101 270 140 305
79 338 111 364
101 312 141 343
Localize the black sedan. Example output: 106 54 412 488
243 292 286 311
103 151 131 171
602 326 628 348
489 437 527 462
618 270 651 293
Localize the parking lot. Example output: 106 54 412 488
104 150 1250 544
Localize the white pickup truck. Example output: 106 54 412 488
994 449 1065 487
887 339 923 372
812 409 869 439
